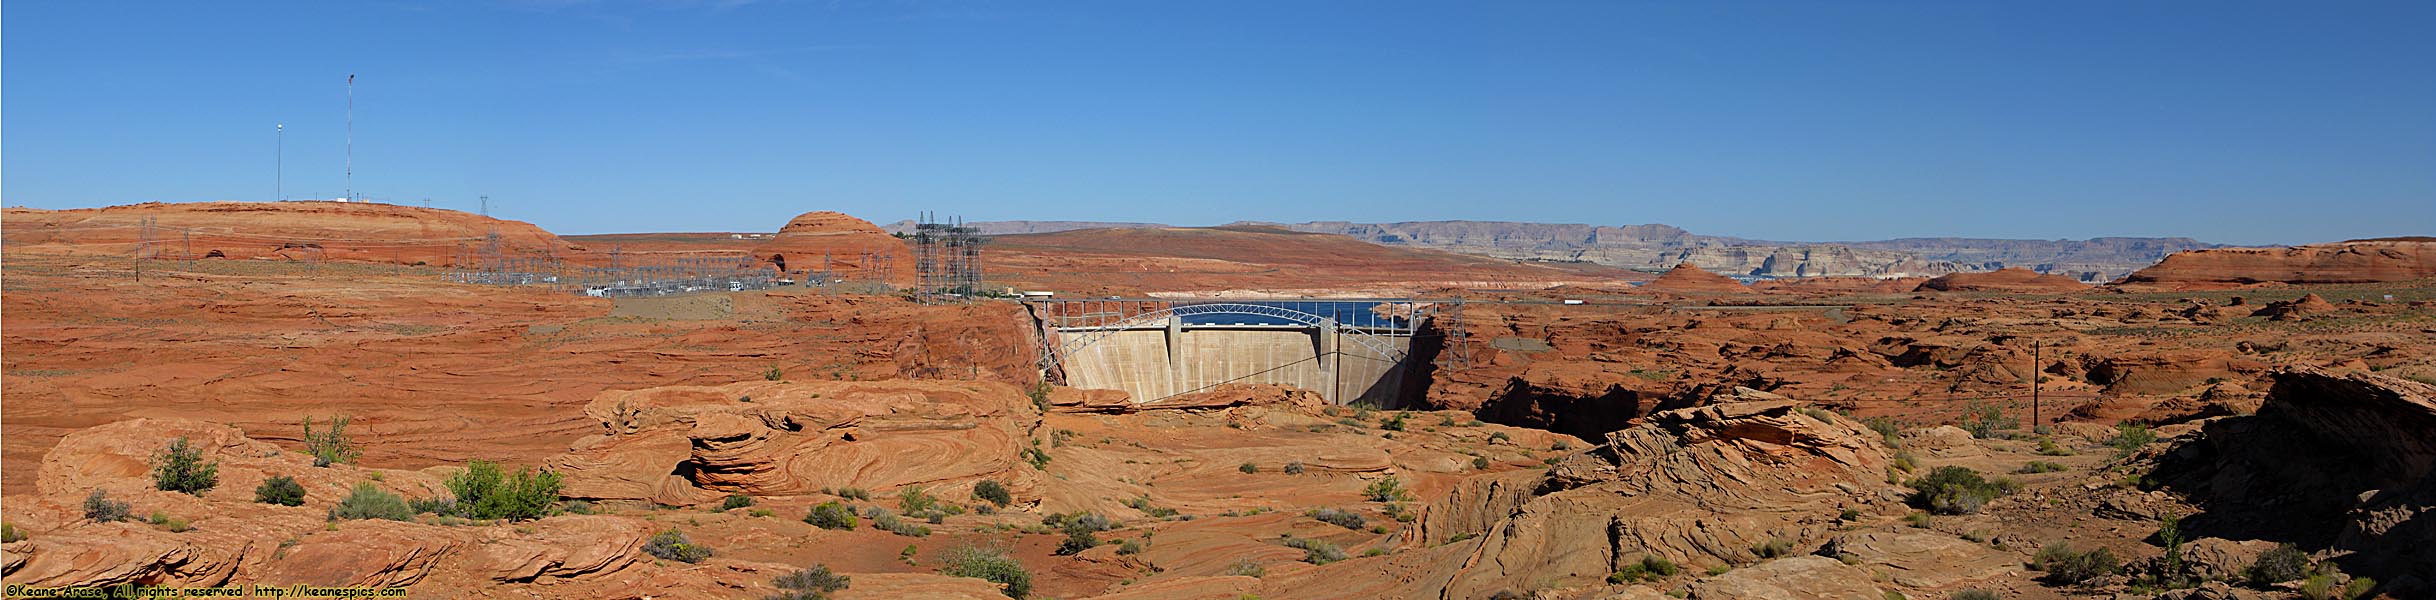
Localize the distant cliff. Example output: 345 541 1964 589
882 218 2217 280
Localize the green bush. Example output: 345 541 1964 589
721 494 754 511
152 437 220 495
1055 530 1099 555
1239 462 1259 474
2246 543 2310 585
1904 511 1932 528
2015 461 2068 474
1471 456 1491 470
938 545 1032 598
303 416 362 467
2035 438 2073 456
2299 573 2374 600
1116 539 1143 555
1283 461 1307 475
1224 559 1266 578
1312 508 1366 530
1861 417 1904 446
1607 555 1681 583
409 496 459 516
1908 466 2017 515
255 475 307 506
2031 542 2117 585
1959 404 2018 439
1047 511 1112 535
445 460 563 521
1363 475 1414 502
1948 591 1998 600
642 529 713 563
1282 536 1347 564
872 511 932 537
329 482 414 521
899 487 939 515
83 490 131 522
2107 422 2157 456
972 480 1012 506
770 563 849 600
0 522 23 543
805 501 857 530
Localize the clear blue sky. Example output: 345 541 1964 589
6 1 2431 245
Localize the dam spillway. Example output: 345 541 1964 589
1030 299 1441 407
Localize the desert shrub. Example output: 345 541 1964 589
642 529 713 563
872 511 932 537
303 416 362 467
1026 380 1052 412
2016 461 2068 474
722 494 755 511
1022 447 1051 469
1239 462 1259 474
2157 510 2186 584
1608 555 1681 583
409 496 460 516
763 365 784 381
1363 475 1414 502
0 522 23 543
1908 466 2016 515
805 501 857 530
1282 461 1306 475
2031 542 2118 585
1861 417 1904 446
1224 559 1266 578
1948 591 1998 600
1960 404 2018 439
1751 538 1794 559
2246 543 2310 585
769 563 849 600
938 545 1032 598
445 460 563 521
831 487 869 500
1055 530 1099 555
2035 438 2073 456
2299 573 2374 600
83 490 132 523
2107 422 2157 456
1045 511 1112 535
899 487 939 515
255 475 307 506
1889 450 1920 473
1312 508 1366 530
1904 511 1932 528
1116 539 1143 555
1282 536 1347 564
1471 456 1491 470
564 500 595 515
1488 431 1511 443
972 480 1012 506
152 437 220 495
330 482 414 521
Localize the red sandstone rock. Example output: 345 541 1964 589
753 211 914 284
1639 262 1754 294
0 201 583 266
2120 239 2436 288
1914 267 2088 293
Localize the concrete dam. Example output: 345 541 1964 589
1030 299 1449 407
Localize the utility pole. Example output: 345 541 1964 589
2031 338 2042 428
346 74 355 202
480 195 489 217
276 123 284 201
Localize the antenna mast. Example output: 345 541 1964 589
346 74 355 202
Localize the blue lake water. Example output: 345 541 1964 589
1170 300 1411 328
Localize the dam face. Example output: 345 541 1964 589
1034 300 1429 407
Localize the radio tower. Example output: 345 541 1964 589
345 74 355 202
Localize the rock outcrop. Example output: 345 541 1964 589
1638 262 1754 294
2250 292 2337 321
754 211 914 284
1913 267 2089 293
1424 400 1898 596
2153 368 2436 594
2120 239 2436 288
548 380 1038 504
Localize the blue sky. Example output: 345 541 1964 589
6 1 2431 245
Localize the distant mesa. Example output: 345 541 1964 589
1913 267 2088 293
780 210 891 236
1639 262 1754 294
2119 239 2436 289
0 200 579 266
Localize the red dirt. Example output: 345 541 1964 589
1914 267 2089 293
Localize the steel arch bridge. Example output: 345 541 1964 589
1045 302 1413 371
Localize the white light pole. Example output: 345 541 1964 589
346 74 355 202
276 123 284 201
